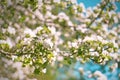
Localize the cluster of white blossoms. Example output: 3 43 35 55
93 71 107 80
0 0 120 79
0 58 36 80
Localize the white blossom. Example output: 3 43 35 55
34 10 44 21
110 63 118 72
42 68 47 73
45 11 52 18
83 36 94 42
33 26 43 34
78 67 84 74
57 55 63 61
43 38 53 48
24 28 36 37
7 26 16 34
48 26 56 35
78 3 86 12
70 0 77 4
90 52 99 56
67 21 73 26
54 0 60 3
58 12 69 21
94 71 107 80
71 42 78 47
7 0 12 6
0 38 15 48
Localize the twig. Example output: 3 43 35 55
87 0 110 28
0 49 13 56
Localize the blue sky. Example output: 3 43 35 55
77 0 120 12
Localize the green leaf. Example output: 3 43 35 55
34 68 40 74
19 16 26 22
25 34 31 38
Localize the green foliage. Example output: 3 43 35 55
14 38 53 74
69 40 117 63
0 0 120 79
19 15 26 22
0 43 10 51
22 0 38 10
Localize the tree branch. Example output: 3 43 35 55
87 0 110 28
0 49 30 57
0 49 13 56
